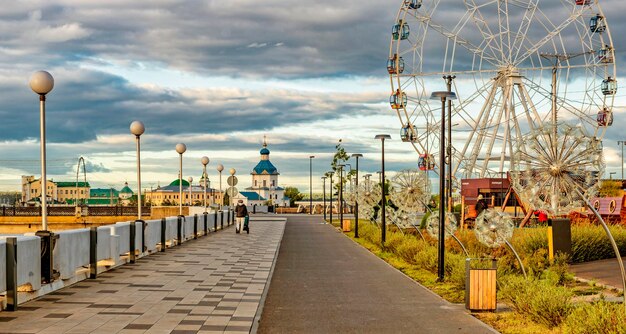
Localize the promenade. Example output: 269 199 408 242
0 215 497 333
0 217 285 334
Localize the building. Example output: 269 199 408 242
144 178 222 206
21 175 90 205
240 139 290 206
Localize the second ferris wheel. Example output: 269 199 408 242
388 0 616 180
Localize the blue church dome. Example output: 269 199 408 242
253 160 277 174
260 147 270 155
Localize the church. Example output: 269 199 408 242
235 138 290 207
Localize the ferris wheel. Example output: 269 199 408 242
389 0 616 179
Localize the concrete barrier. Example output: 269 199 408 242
0 209 232 310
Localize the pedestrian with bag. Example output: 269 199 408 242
235 199 248 234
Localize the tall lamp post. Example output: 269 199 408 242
187 177 193 205
619 141 625 184
309 155 315 214
229 168 236 211
338 164 345 228
430 90 457 281
328 172 334 224
130 121 145 220
321 175 328 221
374 135 391 245
217 164 224 207
30 70 55 284
351 154 363 238
176 143 186 216
201 156 210 212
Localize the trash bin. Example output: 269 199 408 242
465 258 497 312
342 219 351 232
548 218 571 260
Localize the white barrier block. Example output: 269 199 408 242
183 216 194 240
16 236 41 291
0 239 6 293
144 219 161 252
53 229 90 280
133 221 142 253
165 217 178 242
113 222 130 254
96 227 112 262
109 235 120 265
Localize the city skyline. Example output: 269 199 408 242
0 1 625 193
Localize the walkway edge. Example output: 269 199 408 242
250 218 287 334
335 225 499 334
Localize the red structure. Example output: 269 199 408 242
460 177 519 228
589 195 626 224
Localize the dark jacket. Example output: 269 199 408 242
235 203 248 218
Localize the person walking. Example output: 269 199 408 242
235 199 248 234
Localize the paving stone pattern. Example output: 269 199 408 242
0 218 285 334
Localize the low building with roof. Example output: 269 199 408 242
144 176 223 206
21 175 90 205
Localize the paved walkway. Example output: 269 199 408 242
0 217 285 334
257 215 497 333
570 256 626 290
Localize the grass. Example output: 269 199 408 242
334 220 626 334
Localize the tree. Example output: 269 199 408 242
284 187 303 207
330 140 356 194
598 180 623 197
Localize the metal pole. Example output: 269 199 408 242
310 156 314 215
339 166 344 227
136 135 142 220
354 156 360 238
438 96 446 281
219 171 222 206
179 154 183 216
322 176 327 221
619 141 625 182
40 95 48 231
203 165 207 211
329 174 333 224
445 75 455 213
381 140 386 244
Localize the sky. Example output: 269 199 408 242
0 0 625 194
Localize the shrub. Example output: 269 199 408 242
570 225 626 263
420 211 431 229
395 237 425 264
385 231 404 251
564 301 626 334
499 275 573 328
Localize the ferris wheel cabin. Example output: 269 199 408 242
597 108 614 126
575 0 591 5
590 14 606 33
392 20 410 40
598 45 614 64
602 77 617 95
390 89 407 109
400 124 417 142
417 154 435 171
405 0 422 9
387 54 405 74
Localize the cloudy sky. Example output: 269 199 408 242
0 0 624 193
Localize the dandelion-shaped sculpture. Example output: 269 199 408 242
511 124 625 305
390 169 430 212
360 183 382 225
386 206 405 235
475 209 526 278
393 208 425 241
510 124 603 216
426 211 468 255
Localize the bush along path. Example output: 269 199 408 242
331 220 626 334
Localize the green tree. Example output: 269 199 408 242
330 140 356 194
598 180 623 197
284 187 303 207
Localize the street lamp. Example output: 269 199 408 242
30 70 55 284
338 164 345 228
351 153 363 238
610 172 616 180
619 141 625 183
328 171 334 224
229 168 236 213
130 121 145 221
309 155 315 214
176 143 186 216
201 156 209 212
30 71 54 231
187 176 193 205
321 175 328 221
217 164 224 207
430 90 457 281
374 134 391 245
